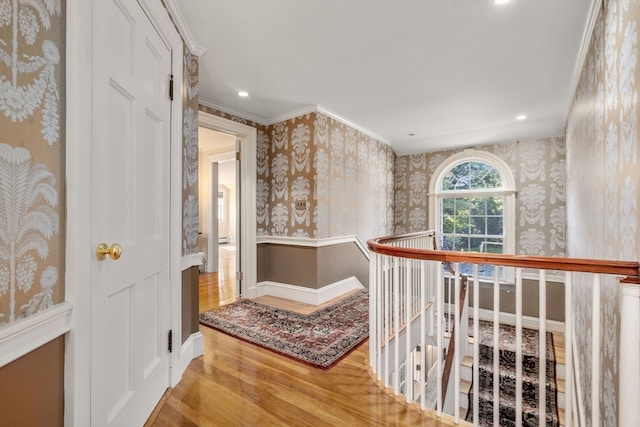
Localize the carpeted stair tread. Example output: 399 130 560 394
464 320 560 427
469 388 559 427
475 358 558 395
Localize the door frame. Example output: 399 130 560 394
198 112 257 298
64 1 184 425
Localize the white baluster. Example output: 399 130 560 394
370 252 377 373
420 259 426 409
454 263 461 423
591 274 600 426
393 256 400 394
405 257 412 402
515 268 522 427
564 271 572 427
538 269 546 426
473 265 480 425
493 268 500 427
436 262 443 417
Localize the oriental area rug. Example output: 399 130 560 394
199 289 369 369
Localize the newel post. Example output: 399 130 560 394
619 276 640 426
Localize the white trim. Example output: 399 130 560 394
199 99 267 126
0 302 73 368
198 111 258 298
564 0 601 120
257 235 370 260
265 105 320 125
198 99 392 146
445 304 565 333
256 277 364 306
315 105 391 146
428 149 516 281
619 283 640 427
65 1 95 425
172 332 204 387
163 0 207 56
139 0 184 50
181 252 204 271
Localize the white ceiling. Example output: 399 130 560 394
176 0 595 155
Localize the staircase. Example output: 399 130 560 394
455 322 565 426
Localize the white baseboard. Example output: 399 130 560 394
445 303 565 333
256 276 364 306
171 331 203 387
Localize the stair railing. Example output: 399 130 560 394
368 231 640 427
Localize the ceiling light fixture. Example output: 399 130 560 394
516 114 527 120
238 91 249 97
494 0 510 4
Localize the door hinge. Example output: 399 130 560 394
169 74 174 101
237 271 243 281
236 151 241 161
168 330 173 353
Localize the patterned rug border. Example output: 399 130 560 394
199 289 369 370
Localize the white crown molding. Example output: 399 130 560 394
198 99 392 147
199 98 268 126
315 105 391 146
264 105 319 125
163 0 207 57
564 0 601 120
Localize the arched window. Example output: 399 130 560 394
429 150 516 279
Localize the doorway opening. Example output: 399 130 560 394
198 126 238 311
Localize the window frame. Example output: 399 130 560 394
429 149 516 281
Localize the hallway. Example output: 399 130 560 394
146 252 459 426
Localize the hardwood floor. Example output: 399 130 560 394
146 247 457 426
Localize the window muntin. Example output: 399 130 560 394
438 160 506 279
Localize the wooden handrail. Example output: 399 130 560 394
368 236 640 280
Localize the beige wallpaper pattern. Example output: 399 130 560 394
566 0 639 425
182 48 199 256
264 112 395 242
0 0 64 326
394 137 566 257
198 108 395 243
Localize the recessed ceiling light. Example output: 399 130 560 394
238 91 249 97
494 0 510 4
516 114 527 120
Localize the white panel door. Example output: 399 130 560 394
90 0 172 425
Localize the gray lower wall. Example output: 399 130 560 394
182 266 200 344
0 337 64 427
447 278 565 322
257 241 369 289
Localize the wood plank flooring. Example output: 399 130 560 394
146 247 456 426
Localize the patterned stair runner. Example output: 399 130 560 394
465 320 559 427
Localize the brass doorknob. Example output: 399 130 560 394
96 243 122 261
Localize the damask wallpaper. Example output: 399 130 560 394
566 0 639 425
394 137 566 257
182 48 199 256
264 112 394 242
198 107 395 243
0 1 65 327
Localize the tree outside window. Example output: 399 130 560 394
431 154 515 280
